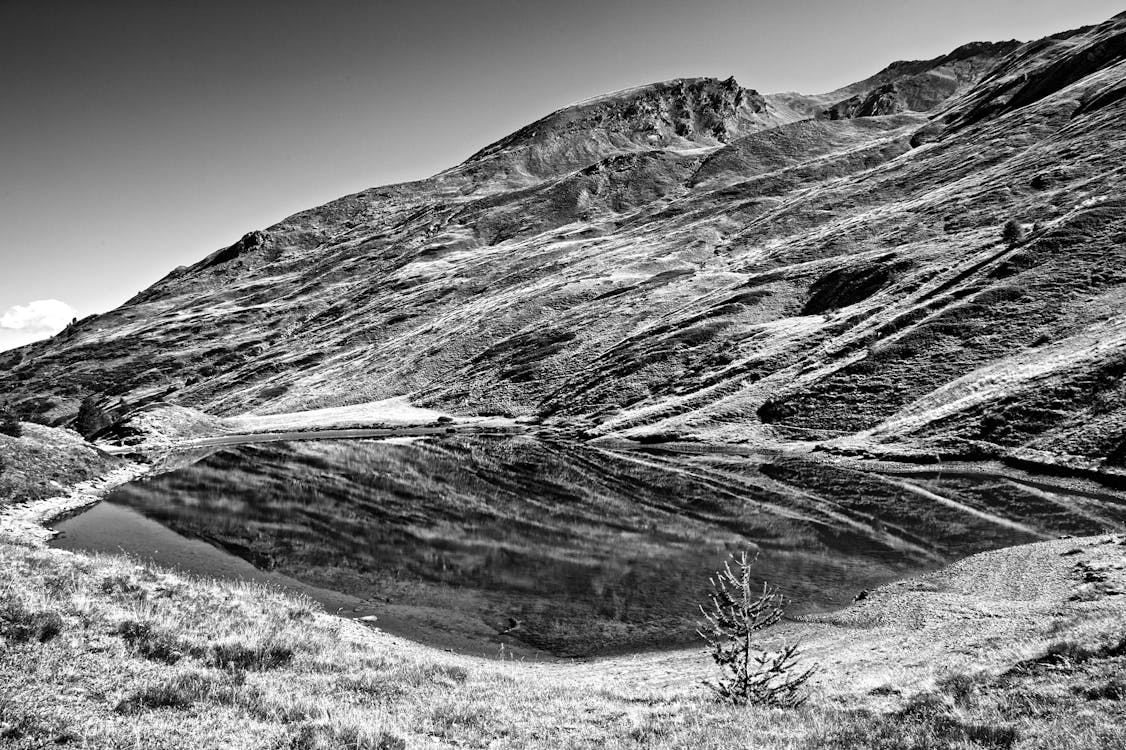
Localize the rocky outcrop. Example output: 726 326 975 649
201 230 271 270
824 83 907 119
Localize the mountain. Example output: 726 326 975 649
4 13 1126 473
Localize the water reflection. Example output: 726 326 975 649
52 436 1126 657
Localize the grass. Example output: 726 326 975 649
0 599 63 644
806 693 1019 750
0 423 119 508
0 540 1124 749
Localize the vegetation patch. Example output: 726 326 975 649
802 262 897 315
117 619 201 664
0 423 119 508
208 639 295 671
115 669 255 714
0 600 63 644
0 407 20 438
809 692 1018 750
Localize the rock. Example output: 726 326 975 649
202 230 269 270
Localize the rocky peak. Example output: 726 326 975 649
450 76 793 189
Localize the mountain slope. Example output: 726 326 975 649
817 40 1021 119
3 13 1126 472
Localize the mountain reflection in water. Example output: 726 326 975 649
52 436 1126 658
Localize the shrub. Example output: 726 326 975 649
208 640 294 671
115 673 211 713
1079 676 1126 701
1031 635 1126 666
697 551 815 706
100 574 143 598
936 671 992 708
0 601 63 644
0 700 73 745
282 723 406 750
258 384 289 401
1001 220 1024 248
0 408 20 438
74 395 111 439
757 398 797 424
116 620 198 664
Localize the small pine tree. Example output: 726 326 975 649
698 551 815 707
1002 219 1024 247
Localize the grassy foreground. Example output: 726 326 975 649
1 424 1125 748
2 540 1125 749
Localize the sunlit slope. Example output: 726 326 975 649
3 15 1125 468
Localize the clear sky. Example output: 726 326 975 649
1 0 1121 351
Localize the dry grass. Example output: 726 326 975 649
1 540 1123 749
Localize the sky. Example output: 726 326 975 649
1 0 1122 351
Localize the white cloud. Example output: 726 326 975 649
0 299 78 352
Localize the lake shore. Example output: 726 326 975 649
4 510 1124 747
2 420 1125 747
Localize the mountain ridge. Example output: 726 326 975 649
4 12 1126 475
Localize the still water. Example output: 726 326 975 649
52 435 1126 658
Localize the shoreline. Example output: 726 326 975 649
0 461 150 546
19 439 1126 680
29 409 1126 673
98 424 531 456
3 421 1126 747
7 411 1126 673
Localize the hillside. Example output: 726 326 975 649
3 14 1126 472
